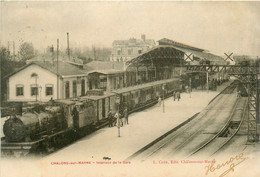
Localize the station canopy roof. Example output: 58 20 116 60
126 45 226 68
169 45 226 62
126 46 185 68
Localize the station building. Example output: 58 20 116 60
5 38 227 103
6 61 89 102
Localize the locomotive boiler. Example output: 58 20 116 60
3 106 66 142
1 77 186 157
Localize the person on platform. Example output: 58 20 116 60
158 96 162 106
173 91 176 101
237 90 241 97
123 108 129 125
114 111 122 127
176 90 181 101
185 85 189 93
72 106 79 129
107 110 113 127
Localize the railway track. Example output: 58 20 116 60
127 82 247 161
186 97 247 158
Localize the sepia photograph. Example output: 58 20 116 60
1 1 260 177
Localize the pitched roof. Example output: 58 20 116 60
6 61 89 79
113 39 156 46
33 61 88 76
126 45 226 66
84 61 125 74
168 45 225 62
158 38 205 52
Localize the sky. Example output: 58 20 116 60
1 1 260 56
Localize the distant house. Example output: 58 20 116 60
110 34 156 62
6 61 89 102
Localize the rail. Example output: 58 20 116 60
127 82 240 161
185 97 246 158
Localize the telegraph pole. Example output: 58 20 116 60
189 77 192 98
7 41 10 56
13 41 15 60
207 71 209 93
57 39 59 99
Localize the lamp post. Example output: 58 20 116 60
39 86 42 101
162 84 165 113
115 95 121 137
207 71 209 93
31 73 38 102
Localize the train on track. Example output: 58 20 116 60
1 78 182 157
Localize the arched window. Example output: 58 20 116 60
31 73 38 78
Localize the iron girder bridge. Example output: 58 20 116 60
184 64 260 142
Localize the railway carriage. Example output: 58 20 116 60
1 78 182 157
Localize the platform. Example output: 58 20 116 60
42 81 232 162
1 81 234 177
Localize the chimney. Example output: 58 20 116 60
67 32 70 61
141 34 146 41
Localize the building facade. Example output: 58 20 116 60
7 61 89 102
110 34 156 62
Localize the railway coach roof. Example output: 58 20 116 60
112 78 179 94
81 92 116 100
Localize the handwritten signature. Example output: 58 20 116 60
205 146 248 177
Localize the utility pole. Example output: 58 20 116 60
189 77 192 98
207 71 209 93
35 76 38 102
67 32 70 61
57 39 59 99
7 41 10 56
93 45 96 60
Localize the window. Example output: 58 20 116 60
65 81 70 98
128 49 133 55
16 85 24 96
117 50 121 55
73 80 77 97
45 84 53 96
31 85 38 96
81 79 85 96
100 78 107 90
